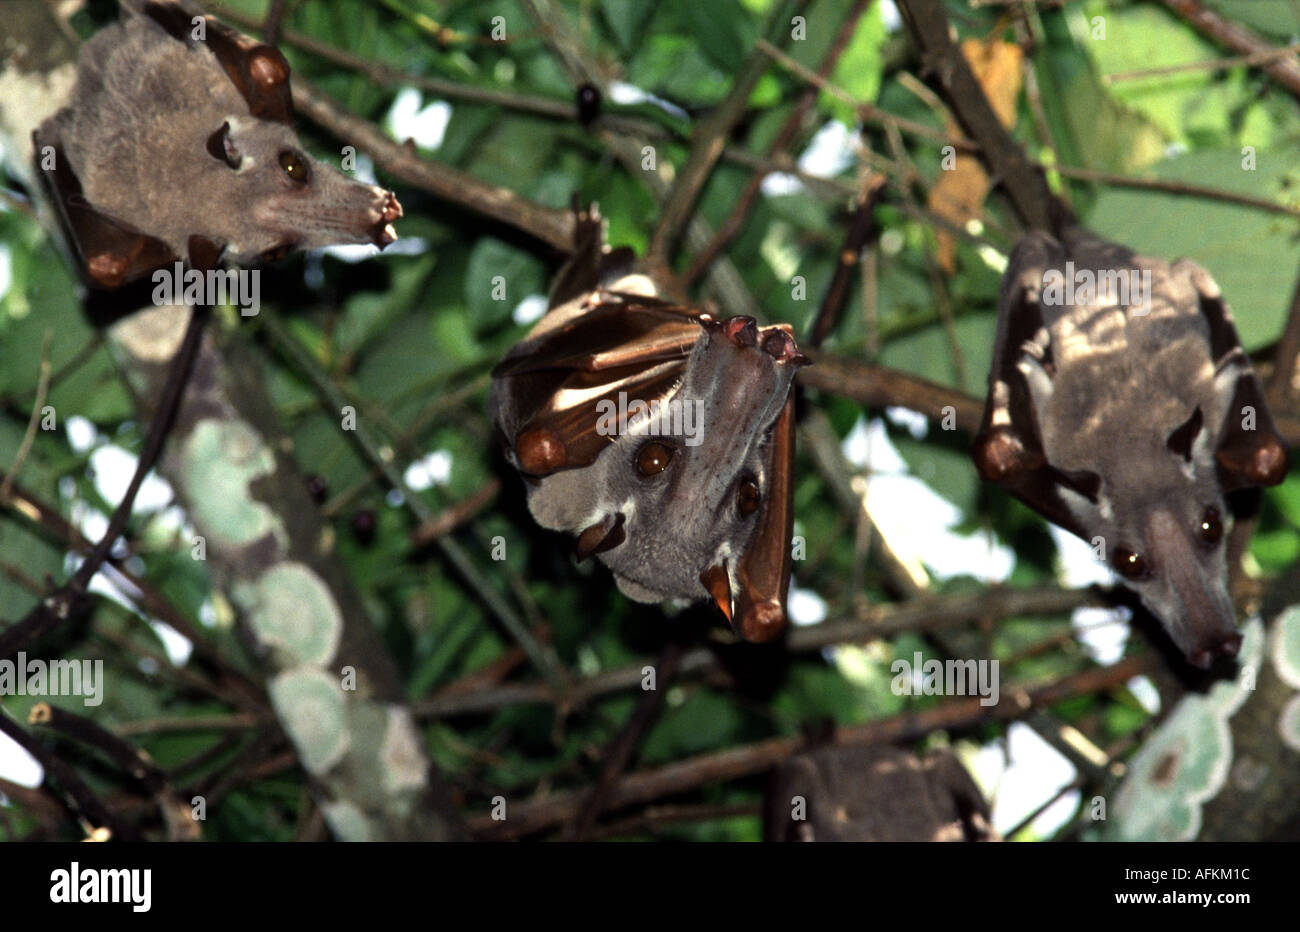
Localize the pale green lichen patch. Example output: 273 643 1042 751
1280 695 1300 752
1271 606 1300 689
320 800 371 843
381 707 429 795
1106 618 1263 841
234 562 342 665
1109 697 1232 841
180 419 281 549
269 667 348 775
341 703 392 808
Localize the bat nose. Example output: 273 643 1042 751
1189 630 1242 670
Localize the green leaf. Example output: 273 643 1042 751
1085 148 1298 350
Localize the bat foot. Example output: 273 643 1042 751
700 314 759 347
760 329 806 365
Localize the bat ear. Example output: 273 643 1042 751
1215 375 1289 490
205 121 241 169
1178 264 1290 488
33 129 176 288
1166 406 1203 462
574 513 626 561
1217 431 1289 489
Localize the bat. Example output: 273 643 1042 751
764 745 995 842
490 205 807 643
33 0 402 288
973 226 1288 668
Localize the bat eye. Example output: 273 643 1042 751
1112 548 1150 581
737 477 760 517
278 149 312 185
1198 506 1223 545
635 441 674 477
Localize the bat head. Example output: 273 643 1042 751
38 0 403 281
524 314 806 641
1096 405 1239 669
202 116 402 263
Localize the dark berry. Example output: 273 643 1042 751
576 83 601 125
305 474 328 504
352 509 377 545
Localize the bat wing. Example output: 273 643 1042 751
1175 260 1289 491
493 298 704 476
972 233 1098 540
32 126 178 289
730 395 797 642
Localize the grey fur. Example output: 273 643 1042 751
39 0 400 266
523 298 798 607
985 228 1268 667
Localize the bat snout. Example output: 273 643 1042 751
1143 509 1240 669
370 188 404 247
1187 630 1242 670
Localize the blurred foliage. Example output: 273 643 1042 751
2 0 1299 841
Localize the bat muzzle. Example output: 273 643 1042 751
1144 509 1240 668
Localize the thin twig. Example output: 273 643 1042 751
0 306 210 661
1160 0 1300 99
28 703 199 840
0 707 135 840
797 351 985 432
471 655 1149 838
256 315 569 691
755 38 977 152
807 176 887 348
0 331 52 505
290 78 575 251
1104 41 1300 84
898 0 1057 231
260 0 289 47
1052 163 1300 219
684 0 875 285
585 801 759 840
567 640 685 839
415 585 1102 719
647 0 807 264
1 479 268 711
408 479 501 549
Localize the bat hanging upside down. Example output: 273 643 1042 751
973 227 1288 668
490 206 807 643
34 0 403 288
